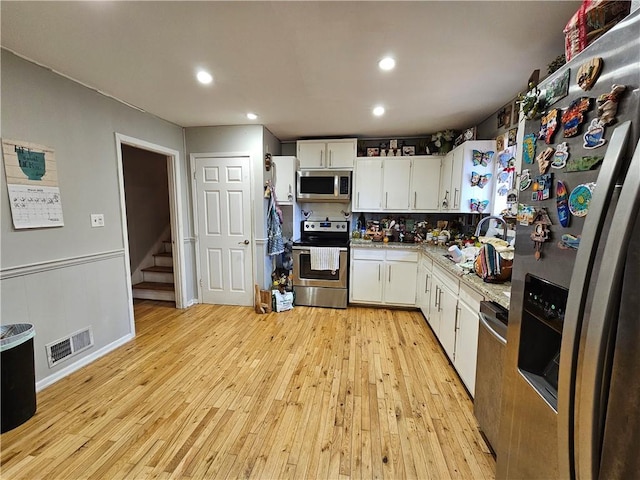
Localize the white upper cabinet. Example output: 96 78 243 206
354 158 383 210
439 140 496 213
271 156 297 205
297 138 356 170
411 156 441 211
353 155 441 213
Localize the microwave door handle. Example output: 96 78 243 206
557 121 631 480
576 137 640 480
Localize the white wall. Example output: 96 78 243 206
184 125 282 292
0 51 191 388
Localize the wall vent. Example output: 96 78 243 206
46 327 94 368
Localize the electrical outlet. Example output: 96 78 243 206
90 214 105 228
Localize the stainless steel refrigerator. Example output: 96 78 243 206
497 9 640 479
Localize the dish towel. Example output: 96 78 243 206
310 247 340 273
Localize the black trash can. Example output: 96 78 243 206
1 324 36 433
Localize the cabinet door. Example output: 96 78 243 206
383 158 411 210
327 141 355 169
450 146 465 210
297 142 326 169
384 261 418 305
417 264 432 317
354 158 383 210
454 300 481 396
439 153 453 211
350 259 383 303
272 156 296 205
438 285 459 362
411 156 441 211
428 278 441 333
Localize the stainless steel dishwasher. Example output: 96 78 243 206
474 300 508 455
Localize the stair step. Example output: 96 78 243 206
132 282 175 302
141 266 174 284
163 240 172 254
153 252 173 268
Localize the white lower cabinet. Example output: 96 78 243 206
417 255 433 318
423 260 484 397
350 248 418 306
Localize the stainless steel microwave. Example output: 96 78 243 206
296 171 351 203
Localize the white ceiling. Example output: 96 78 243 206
1 1 580 141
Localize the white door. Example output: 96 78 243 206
195 155 253 306
411 157 441 211
383 158 412 210
354 158 383 210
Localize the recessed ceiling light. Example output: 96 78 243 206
196 70 213 84
246 113 258 120
378 57 396 71
373 106 385 116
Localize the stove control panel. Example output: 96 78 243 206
302 220 348 232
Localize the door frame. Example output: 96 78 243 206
190 151 255 304
115 133 188 318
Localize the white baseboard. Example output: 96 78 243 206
35 332 135 392
186 298 199 307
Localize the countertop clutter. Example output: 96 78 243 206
350 239 511 309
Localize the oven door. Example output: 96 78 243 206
292 247 348 288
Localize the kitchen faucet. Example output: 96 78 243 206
475 215 508 239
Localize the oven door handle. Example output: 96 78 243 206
293 248 348 254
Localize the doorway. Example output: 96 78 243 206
192 153 254 306
115 134 187 326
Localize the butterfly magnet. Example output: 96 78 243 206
470 199 490 213
472 150 494 167
471 172 492 188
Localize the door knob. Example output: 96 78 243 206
239 240 250 245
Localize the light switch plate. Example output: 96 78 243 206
90 213 105 228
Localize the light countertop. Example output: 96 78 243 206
350 239 511 309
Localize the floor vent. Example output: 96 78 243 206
46 327 94 368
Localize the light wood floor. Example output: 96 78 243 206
1 301 495 479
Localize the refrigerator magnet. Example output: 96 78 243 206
539 109 559 144
530 208 552 260
584 119 607 149
556 181 570 227
558 234 580 250
596 84 626 126
566 155 604 172
552 142 569 169
562 97 591 137
569 183 596 217
520 169 532 191
532 173 552 201
472 149 494 167
536 147 554 174
523 133 537 164
470 172 492 188
577 57 603 91
517 204 536 225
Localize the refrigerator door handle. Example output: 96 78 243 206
557 121 631 480
576 138 640 480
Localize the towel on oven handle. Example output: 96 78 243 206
310 247 340 272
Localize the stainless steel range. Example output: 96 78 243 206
292 220 349 309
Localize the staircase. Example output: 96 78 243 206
132 240 175 302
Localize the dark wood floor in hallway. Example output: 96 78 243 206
0 301 495 479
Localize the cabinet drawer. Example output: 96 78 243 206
351 248 385 261
385 250 418 262
433 264 459 294
459 283 484 310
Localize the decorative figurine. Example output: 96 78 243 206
597 84 626 126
